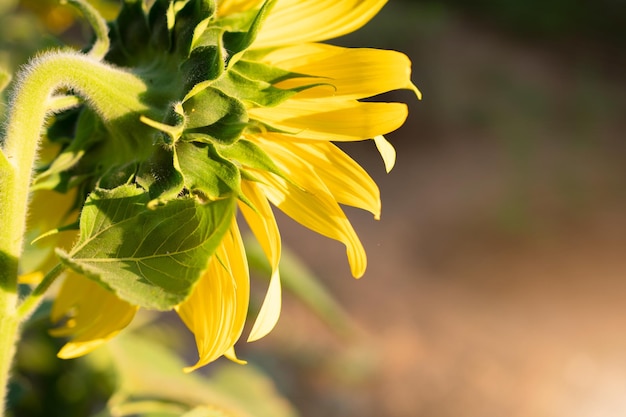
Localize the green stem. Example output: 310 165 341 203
16 264 66 321
0 51 153 416
0 303 19 416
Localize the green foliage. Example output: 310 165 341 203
21 0 309 310
58 185 236 310
9 312 299 417
107 331 298 417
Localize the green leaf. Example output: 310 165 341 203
58 185 235 310
177 141 241 199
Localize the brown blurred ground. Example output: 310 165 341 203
247 5 626 417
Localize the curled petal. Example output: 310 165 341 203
252 168 367 278
249 99 408 142
262 43 421 100
51 273 138 359
374 135 396 173
239 180 283 342
253 0 387 48
176 220 250 372
257 136 381 219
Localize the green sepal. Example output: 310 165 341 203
33 109 107 192
58 184 236 310
193 0 276 66
173 0 216 58
177 141 241 200
180 45 224 92
221 0 278 67
220 59 329 106
182 87 248 145
147 0 173 52
234 59 308 84
98 161 139 190
136 145 185 200
216 139 284 178
107 0 151 65
212 66 297 107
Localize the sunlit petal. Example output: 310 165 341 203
176 220 250 371
239 180 281 269
51 273 138 359
256 136 381 219
224 346 247 364
252 169 367 278
259 43 421 100
253 0 387 48
18 271 44 285
249 99 408 142
239 180 283 342
374 135 396 173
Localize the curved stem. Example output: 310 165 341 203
0 306 19 416
1 51 152 292
0 51 153 416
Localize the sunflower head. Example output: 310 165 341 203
29 0 420 369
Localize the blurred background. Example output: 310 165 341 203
253 1 626 417
3 0 626 416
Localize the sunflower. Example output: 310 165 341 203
37 0 419 371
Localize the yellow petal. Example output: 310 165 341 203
252 169 367 278
176 220 250 372
261 43 421 100
253 0 387 48
239 180 283 342
374 135 396 173
248 268 281 342
18 271 44 285
249 99 408 142
25 189 78 273
239 180 281 269
224 346 247 364
257 136 381 219
51 273 138 359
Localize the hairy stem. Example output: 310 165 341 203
0 51 153 416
